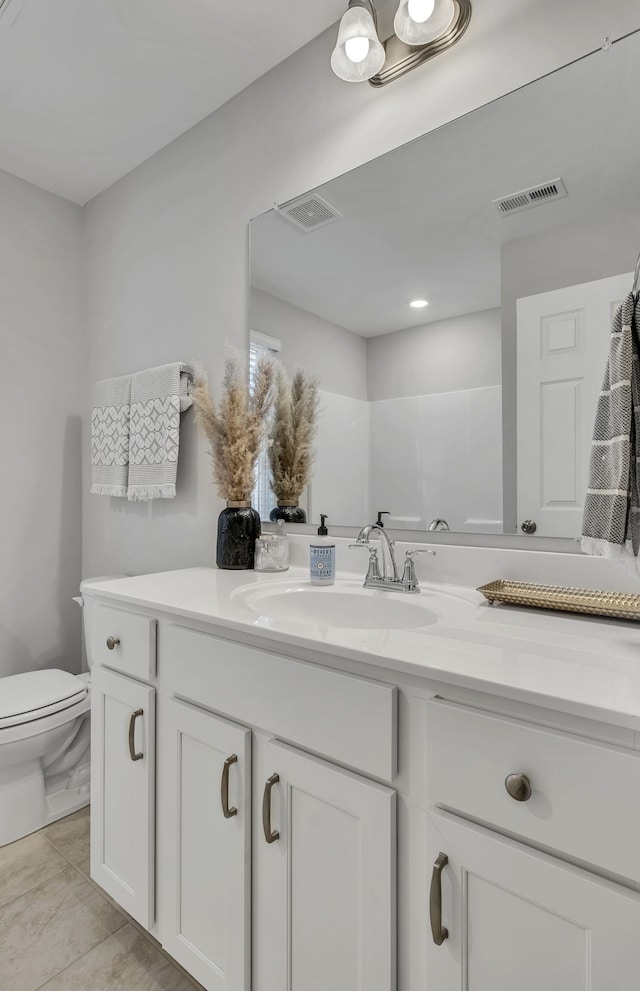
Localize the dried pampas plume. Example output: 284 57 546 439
192 348 274 502
269 366 320 505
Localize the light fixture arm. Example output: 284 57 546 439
347 0 377 29
369 0 471 87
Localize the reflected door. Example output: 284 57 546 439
517 272 631 537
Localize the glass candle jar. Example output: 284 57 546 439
254 532 289 572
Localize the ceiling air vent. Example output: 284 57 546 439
493 178 568 215
277 193 342 233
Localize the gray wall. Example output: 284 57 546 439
251 288 367 401
81 2 640 578
501 205 640 532
0 169 82 677
367 309 501 402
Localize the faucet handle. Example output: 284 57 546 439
402 548 436 590
349 542 382 581
405 548 436 560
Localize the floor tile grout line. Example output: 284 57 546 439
0 862 72 914
13 814 202 990
30 923 132 991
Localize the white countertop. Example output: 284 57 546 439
81 561 640 731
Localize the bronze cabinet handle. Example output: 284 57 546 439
128 709 144 761
221 754 238 818
262 773 280 843
505 772 532 802
429 852 449 945
106 636 120 650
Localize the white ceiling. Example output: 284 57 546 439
251 32 640 336
0 0 347 204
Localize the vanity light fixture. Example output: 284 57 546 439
331 0 471 87
393 0 456 46
330 0 385 83
409 298 429 308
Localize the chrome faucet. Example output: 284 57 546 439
349 523 435 593
354 523 399 581
428 518 450 531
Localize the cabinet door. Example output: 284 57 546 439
427 808 640 991
158 698 251 991
254 738 396 991
90 665 155 927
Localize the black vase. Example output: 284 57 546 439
217 502 261 569
269 504 307 524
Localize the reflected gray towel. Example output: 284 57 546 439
581 292 640 568
90 374 132 497
127 363 193 501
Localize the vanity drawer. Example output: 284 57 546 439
90 603 157 682
160 624 397 781
426 698 640 881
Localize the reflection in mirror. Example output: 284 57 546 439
250 31 640 537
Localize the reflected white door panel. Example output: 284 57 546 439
517 272 631 537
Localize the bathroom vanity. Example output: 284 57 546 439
82 554 640 991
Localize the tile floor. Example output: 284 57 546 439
0 808 202 991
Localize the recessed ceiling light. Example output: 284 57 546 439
409 298 429 308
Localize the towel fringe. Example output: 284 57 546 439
90 483 128 497
127 484 177 502
580 537 640 576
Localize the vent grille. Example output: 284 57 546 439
278 194 342 233
493 178 568 215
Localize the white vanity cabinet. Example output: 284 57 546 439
156 623 397 991
90 664 156 926
424 698 640 990
88 602 158 928
425 809 640 991
158 698 251 991
252 737 395 991
84 570 640 991
157 695 395 991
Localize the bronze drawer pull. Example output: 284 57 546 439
262 773 280 843
505 772 532 802
221 754 238 818
430 852 449 945
128 709 144 761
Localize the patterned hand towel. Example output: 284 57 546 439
90 374 132 497
581 292 640 568
127 363 193 501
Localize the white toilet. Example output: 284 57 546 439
0 668 91 847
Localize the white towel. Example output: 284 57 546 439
127 363 193 501
90 375 132 497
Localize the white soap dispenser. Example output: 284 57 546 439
310 514 336 586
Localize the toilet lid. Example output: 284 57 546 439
0 669 87 729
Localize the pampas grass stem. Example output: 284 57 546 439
192 348 274 502
269 367 320 504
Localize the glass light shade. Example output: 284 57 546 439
408 0 435 21
393 0 456 46
331 5 385 82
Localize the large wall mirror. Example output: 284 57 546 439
250 31 640 539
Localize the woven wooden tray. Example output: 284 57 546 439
476 579 640 621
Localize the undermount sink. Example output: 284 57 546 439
232 578 476 630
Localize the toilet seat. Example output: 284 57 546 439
0 670 88 729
